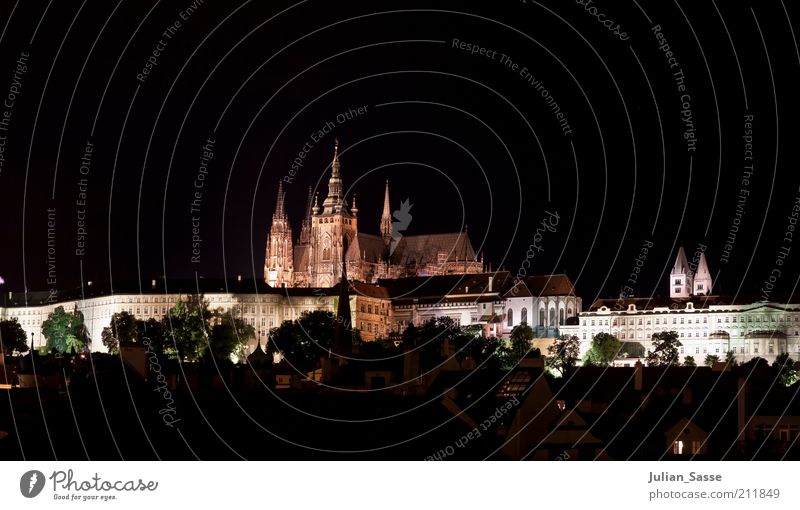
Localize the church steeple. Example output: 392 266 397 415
274 180 286 218
299 186 313 244
693 250 713 296
380 179 392 245
670 245 693 298
264 181 293 287
323 139 345 213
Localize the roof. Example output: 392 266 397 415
0 277 336 308
378 271 512 301
388 232 476 267
505 274 578 298
347 233 386 263
587 295 800 312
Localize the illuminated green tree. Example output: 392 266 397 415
773 353 799 386
41 306 89 353
163 295 211 361
583 332 621 367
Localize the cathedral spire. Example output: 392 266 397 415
323 139 345 212
669 245 693 298
274 180 286 218
299 186 313 244
380 179 392 245
693 250 713 296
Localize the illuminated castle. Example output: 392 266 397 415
264 141 483 288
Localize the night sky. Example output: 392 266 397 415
0 0 798 304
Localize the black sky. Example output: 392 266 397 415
0 0 798 305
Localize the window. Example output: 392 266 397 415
691 441 702 454
507 309 513 327
697 284 704 290
673 441 684 455
521 308 528 324
559 309 565 325
675 288 681 294
675 279 682 285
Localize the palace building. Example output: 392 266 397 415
264 141 484 288
560 247 800 364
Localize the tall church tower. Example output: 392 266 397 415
380 179 392 245
264 181 294 287
670 246 693 298
693 251 713 296
309 140 358 287
298 186 313 245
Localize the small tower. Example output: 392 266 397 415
380 179 392 246
693 251 713 296
670 246 693 298
264 181 294 287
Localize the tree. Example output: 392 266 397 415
0 318 29 355
41 306 89 353
546 334 580 376
704 354 720 367
619 341 645 358
646 331 682 366
742 357 769 370
101 311 139 354
267 311 338 373
163 295 211 361
208 311 256 361
499 322 535 370
138 318 168 356
507 322 533 366
583 332 621 367
773 353 799 386
725 350 739 367
683 356 697 367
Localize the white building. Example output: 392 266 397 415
503 274 582 337
0 279 335 353
560 248 800 364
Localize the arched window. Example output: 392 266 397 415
539 308 546 326
549 308 556 327
507 309 513 327
559 309 565 325
567 307 573 317
322 247 331 260
521 308 528 324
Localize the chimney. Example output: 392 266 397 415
634 360 643 391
